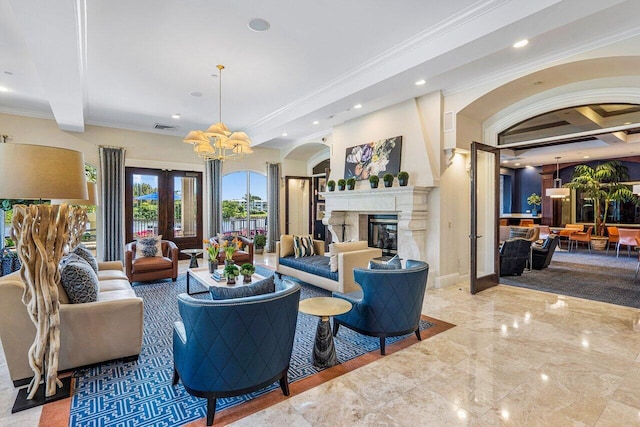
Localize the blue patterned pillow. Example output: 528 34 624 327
135 235 163 258
368 254 402 270
72 244 98 273
210 276 275 300
60 258 99 304
293 235 315 258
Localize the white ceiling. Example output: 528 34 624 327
1 0 640 164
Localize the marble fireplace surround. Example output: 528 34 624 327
322 186 431 262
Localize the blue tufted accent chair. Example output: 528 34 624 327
172 279 301 426
332 260 429 355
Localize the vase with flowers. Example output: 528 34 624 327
206 240 220 273
222 237 243 265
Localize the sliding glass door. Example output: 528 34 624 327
125 168 203 251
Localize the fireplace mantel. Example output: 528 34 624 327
322 186 432 262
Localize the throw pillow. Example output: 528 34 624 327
210 275 275 300
135 235 163 258
368 254 402 270
293 235 315 258
280 235 295 257
72 244 99 273
60 258 99 304
328 240 369 272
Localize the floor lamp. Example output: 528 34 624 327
0 143 87 411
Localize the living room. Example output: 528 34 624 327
3 1 640 425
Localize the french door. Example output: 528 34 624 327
470 142 500 294
125 168 203 253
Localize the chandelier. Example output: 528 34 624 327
546 156 570 198
183 65 253 161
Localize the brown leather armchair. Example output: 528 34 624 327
209 235 254 265
125 240 179 282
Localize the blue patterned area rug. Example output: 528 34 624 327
68 269 436 426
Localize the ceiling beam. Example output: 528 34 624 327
8 0 86 132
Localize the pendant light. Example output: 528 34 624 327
546 156 570 198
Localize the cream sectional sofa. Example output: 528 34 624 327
0 260 143 385
275 236 381 294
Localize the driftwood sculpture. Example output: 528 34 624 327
12 203 70 399
67 206 88 250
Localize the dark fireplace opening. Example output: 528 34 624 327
368 214 398 257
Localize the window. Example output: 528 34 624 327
221 171 267 237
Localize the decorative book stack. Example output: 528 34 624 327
211 269 225 281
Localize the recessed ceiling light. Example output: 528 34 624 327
282 132 288 137
502 160 509 163
353 104 362 109
513 39 529 48
415 79 426 86
583 155 590 159
0 86 9 92
189 91 202 97
624 122 632 125
312 120 319 125
514 163 521 166
248 18 270 32
172 113 180 119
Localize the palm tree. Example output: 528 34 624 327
566 160 635 236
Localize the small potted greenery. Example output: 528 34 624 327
337 179 346 191
526 193 542 216
240 263 255 283
327 180 336 191
223 263 240 285
253 233 266 254
346 177 356 190
383 173 394 188
369 175 379 189
398 171 409 186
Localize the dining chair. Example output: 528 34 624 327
569 226 593 252
616 228 640 257
519 219 534 227
606 226 619 255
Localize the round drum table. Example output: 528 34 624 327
298 297 352 368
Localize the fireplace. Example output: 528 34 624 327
368 215 398 257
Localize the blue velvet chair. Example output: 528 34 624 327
332 260 429 355
172 280 301 426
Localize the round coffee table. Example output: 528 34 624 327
298 297 352 368
180 248 203 268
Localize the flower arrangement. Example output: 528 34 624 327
222 237 243 261
527 193 542 207
206 240 220 261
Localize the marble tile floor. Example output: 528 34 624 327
3 254 640 426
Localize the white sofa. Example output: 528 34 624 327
275 236 381 294
0 261 143 385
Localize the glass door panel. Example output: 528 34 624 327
470 142 500 294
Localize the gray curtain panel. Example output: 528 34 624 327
99 146 125 261
266 163 281 252
206 159 222 237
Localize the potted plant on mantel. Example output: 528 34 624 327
527 193 541 216
327 180 336 192
346 177 356 190
398 171 409 186
337 179 346 191
369 175 379 189
383 173 394 188
566 160 636 250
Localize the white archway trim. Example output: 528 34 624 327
483 81 640 146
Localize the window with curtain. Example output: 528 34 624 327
221 171 267 237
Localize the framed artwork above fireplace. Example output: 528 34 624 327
344 135 402 181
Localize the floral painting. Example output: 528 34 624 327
344 136 402 180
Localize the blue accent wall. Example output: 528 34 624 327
514 167 542 213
